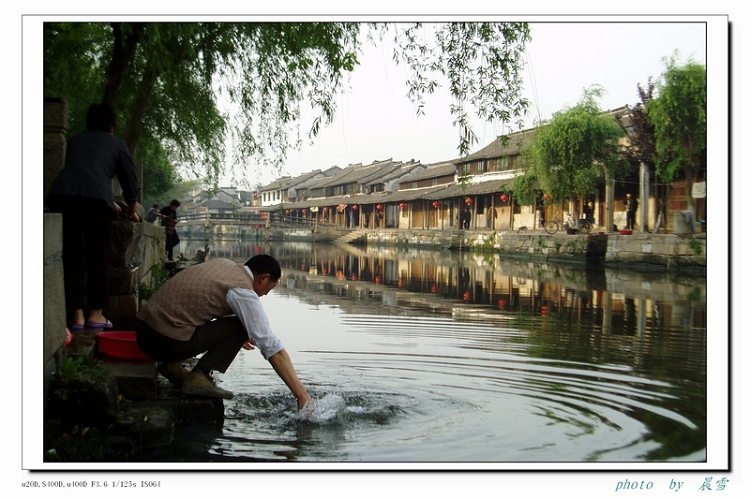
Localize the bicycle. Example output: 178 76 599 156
544 211 565 234
544 212 594 234
578 217 595 233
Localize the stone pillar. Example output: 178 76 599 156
43 99 69 403
639 162 650 232
605 175 615 232
43 98 68 204
43 213 67 400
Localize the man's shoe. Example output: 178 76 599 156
157 362 188 386
181 371 234 399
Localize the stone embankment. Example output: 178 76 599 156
364 229 707 274
45 331 223 462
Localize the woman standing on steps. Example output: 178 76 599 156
46 103 141 331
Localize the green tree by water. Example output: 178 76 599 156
646 56 707 213
513 86 628 218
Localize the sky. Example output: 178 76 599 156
226 20 709 188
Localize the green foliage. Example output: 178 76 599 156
393 23 531 156
138 264 171 302
688 238 703 255
526 86 627 204
44 22 531 187
139 136 178 199
511 171 541 206
57 357 85 378
56 357 109 382
646 55 707 185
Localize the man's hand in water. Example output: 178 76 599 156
299 398 317 417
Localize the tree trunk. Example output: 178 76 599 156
102 23 146 108
123 64 160 155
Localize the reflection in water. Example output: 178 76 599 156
156 238 708 464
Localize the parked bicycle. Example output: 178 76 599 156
544 211 565 234
544 212 595 234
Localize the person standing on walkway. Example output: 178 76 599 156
46 103 140 330
160 199 180 260
625 193 638 230
136 254 312 408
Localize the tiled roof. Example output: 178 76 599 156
308 159 396 189
457 129 536 164
260 169 324 191
398 160 457 183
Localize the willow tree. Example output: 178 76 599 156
646 57 707 213
520 86 628 225
44 22 531 190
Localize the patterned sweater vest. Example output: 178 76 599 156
138 258 254 341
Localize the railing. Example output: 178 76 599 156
177 211 331 229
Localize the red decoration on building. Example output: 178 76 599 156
376 204 383 210
500 193 509 202
323 206 329 212
465 197 473 205
432 201 440 208
399 202 407 209
352 205 358 210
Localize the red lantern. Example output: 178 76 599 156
376 204 383 210
399 202 407 209
285 209 290 215
374 276 382 284
432 201 440 208
352 205 358 210
500 193 509 202
323 206 329 212
302 209 307 214
465 197 473 205
463 291 472 301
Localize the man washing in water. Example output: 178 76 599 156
136 254 312 409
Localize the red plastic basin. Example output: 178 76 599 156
95 331 152 360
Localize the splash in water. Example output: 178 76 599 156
298 393 347 423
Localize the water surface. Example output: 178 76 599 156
152 239 708 466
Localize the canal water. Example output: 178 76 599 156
151 238 708 466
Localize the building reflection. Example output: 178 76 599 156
182 238 707 381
